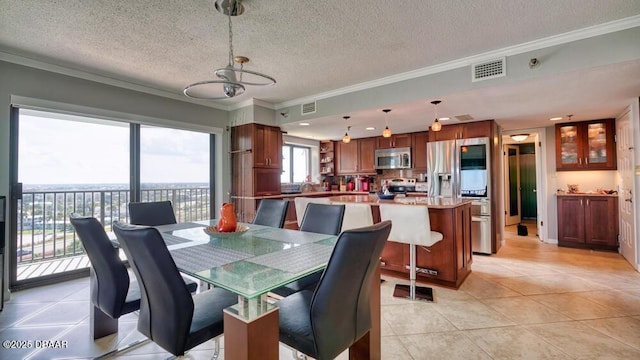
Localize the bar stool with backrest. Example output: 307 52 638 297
341 203 374 231
128 200 177 226
270 203 345 298
293 197 330 228
252 199 289 228
378 203 443 301
112 221 238 358
277 220 392 360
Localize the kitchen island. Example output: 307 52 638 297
328 195 473 289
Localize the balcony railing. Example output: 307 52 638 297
16 185 211 266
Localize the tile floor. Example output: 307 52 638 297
1 222 639 359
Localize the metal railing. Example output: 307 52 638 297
16 185 211 265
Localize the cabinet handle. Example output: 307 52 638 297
578 158 582 165
586 199 589 206
580 199 583 206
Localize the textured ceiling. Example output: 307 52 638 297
1 0 640 138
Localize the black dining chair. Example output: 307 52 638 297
270 203 345 297
252 199 289 228
112 221 238 358
128 200 177 226
277 220 392 360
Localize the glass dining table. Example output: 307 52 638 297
151 220 381 359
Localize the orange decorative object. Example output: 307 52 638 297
217 203 237 232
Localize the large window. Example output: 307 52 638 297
281 145 310 183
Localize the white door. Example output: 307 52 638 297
504 145 521 226
616 109 637 269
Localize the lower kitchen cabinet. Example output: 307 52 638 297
557 195 618 250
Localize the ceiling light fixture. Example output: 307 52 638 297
549 117 563 121
342 116 351 143
511 134 529 142
430 100 442 132
183 0 275 100
299 122 310 126
382 109 392 138
366 127 376 131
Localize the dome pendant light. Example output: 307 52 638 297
342 116 351 143
184 0 275 100
430 100 442 132
382 109 392 138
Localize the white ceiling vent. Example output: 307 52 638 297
455 114 474 122
301 101 316 115
472 57 506 82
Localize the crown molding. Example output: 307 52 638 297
275 15 640 110
0 50 230 111
228 98 276 111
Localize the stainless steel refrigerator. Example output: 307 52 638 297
427 137 492 254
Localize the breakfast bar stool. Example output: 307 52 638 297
379 203 443 301
341 203 374 231
293 197 330 228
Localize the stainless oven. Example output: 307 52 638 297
458 137 491 198
375 147 411 169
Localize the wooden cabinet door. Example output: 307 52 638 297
253 124 282 168
392 134 412 148
254 168 281 196
428 124 459 142
585 196 618 246
336 140 359 174
253 124 268 167
557 196 585 244
411 131 428 170
358 137 376 173
584 119 616 170
461 121 491 139
376 136 393 149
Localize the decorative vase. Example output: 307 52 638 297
217 203 237 232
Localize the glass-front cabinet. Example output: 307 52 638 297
555 118 616 171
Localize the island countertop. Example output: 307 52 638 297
327 195 473 209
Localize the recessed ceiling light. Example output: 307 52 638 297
299 122 310 126
549 117 563 121
366 127 376 131
439 117 450 121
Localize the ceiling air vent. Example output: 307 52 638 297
301 101 316 115
455 114 474 122
472 57 506 82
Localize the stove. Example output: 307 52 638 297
385 178 416 193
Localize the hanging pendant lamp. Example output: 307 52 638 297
184 0 276 100
430 100 442 132
382 109 392 138
342 116 351 143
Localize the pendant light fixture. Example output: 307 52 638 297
183 0 276 100
382 109 392 138
430 100 442 132
342 116 351 143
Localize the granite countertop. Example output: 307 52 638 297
556 192 618 197
231 191 370 200
327 195 473 209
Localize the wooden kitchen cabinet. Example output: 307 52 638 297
335 137 376 175
427 120 492 141
319 140 335 175
555 118 616 171
557 195 618 250
376 133 412 149
253 124 282 168
254 168 281 196
411 131 428 170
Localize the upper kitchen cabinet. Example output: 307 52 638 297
411 131 428 170
335 137 377 175
376 133 412 149
427 121 492 141
555 118 616 171
319 140 335 175
253 124 283 168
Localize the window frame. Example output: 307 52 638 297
281 144 311 183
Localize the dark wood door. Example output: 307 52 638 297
411 131 428 170
254 168 281 196
428 125 459 142
336 140 359 174
359 137 377 173
376 136 393 149
392 134 412 148
461 121 491 139
585 196 618 246
557 196 585 244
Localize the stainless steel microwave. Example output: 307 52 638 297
374 147 411 169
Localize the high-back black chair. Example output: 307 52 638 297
270 203 345 297
69 214 147 356
299 203 345 235
277 221 392 360
112 221 237 357
252 199 289 228
128 200 177 226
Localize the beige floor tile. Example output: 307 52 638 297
481 296 572 324
432 299 516 330
381 335 414 359
464 326 572 359
400 331 493 360
582 316 640 351
528 293 626 320
527 321 640 359
382 303 456 335
0 325 71 360
16 300 89 327
575 289 640 315
495 273 607 295
459 273 522 299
